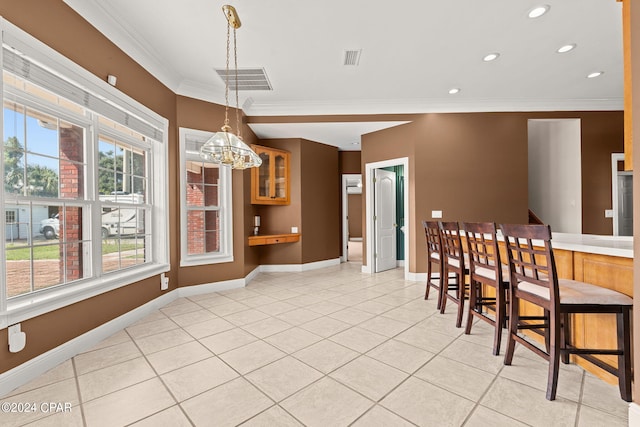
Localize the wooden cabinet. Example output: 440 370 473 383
251 145 290 205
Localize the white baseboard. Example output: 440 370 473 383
629 402 640 426
407 271 426 282
396 260 405 267
361 264 372 274
260 258 340 273
177 278 245 298
0 291 176 397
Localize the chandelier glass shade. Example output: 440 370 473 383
200 125 262 169
200 5 261 170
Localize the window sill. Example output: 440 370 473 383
1 263 170 329
179 255 234 268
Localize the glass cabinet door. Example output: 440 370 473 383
275 154 286 199
257 151 270 199
251 145 290 205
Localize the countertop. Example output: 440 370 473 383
550 232 633 258
483 231 634 258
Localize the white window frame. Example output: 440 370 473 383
179 127 233 266
0 18 170 329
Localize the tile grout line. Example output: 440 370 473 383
71 357 88 427
121 326 197 427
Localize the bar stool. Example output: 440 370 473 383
422 220 444 309
462 222 509 355
500 223 633 401
439 221 469 328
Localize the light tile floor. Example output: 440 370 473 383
0 263 630 426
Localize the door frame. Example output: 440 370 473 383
364 157 409 279
612 153 631 236
341 173 362 262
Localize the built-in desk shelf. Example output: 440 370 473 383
248 233 300 246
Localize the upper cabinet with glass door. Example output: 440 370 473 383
251 144 290 205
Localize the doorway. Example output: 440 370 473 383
364 157 409 278
528 119 582 233
341 174 363 262
612 153 633 236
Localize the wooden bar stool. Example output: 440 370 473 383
422 220 445 309
462 222 509 355
439 221 469 328
500 223 633 401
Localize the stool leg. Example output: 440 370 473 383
464 280 476 335
492 282 504 356
561 312 570 364
455 275 465 328
425 264 431 300
546 309 561 401
544 309 551 353
439 270 449 314
435 262 444 310
617 308 632 402
504 293 518 366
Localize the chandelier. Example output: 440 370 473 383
200 5 262 169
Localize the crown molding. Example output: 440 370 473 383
63 0 183 91
242 97 624 117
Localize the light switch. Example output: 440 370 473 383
432 210 443 219
605 209 614 218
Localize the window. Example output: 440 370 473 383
179 128 233 266
1 19 169 324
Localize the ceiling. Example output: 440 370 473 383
63 0 623 150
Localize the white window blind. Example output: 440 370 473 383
2 47 163 142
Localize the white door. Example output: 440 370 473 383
374 169 396 272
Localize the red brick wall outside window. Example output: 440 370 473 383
186 164 220 255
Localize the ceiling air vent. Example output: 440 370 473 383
215 68 272 91
343 49 362 66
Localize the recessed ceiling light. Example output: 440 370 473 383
528 5 550 18
483 53 500 62
557 44 576 53
587 71 604 79
448 88 460 94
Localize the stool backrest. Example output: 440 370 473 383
463 222 503 283
422 220 442 261
499 223 560 309
439 221 465 272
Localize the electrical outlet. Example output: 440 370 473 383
432 210 443 219
160 273 169 291
8 323 26 353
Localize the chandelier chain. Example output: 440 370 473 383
224 20 231 128
234 27 241 139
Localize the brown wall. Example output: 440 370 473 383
348 194 363 238
253 139 340 265
301 140 341 263
175 96 259 284
578 112 625 235
252 139 303 265
362 111 623 273
339 151 362 174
